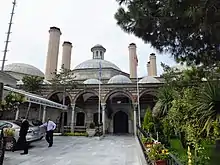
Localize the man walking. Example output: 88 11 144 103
18 117 29 155
40 118 56 147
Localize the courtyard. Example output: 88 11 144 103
3 135 140 165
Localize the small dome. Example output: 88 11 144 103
4 63 44 77
108 75 132 84
74 59 121 71
139 76 160 83
83 79 102 84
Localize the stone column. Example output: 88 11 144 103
71 104 75 132
38 105 42 120
101 103 106 136
133 103 137 136
15 106 19 120
42 106 47 123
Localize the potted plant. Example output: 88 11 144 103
3 128 16 151
86 122 96 137
142 137 154 148
148 143 169 165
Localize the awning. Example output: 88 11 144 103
4 86 68 110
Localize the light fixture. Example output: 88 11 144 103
117 101 121 104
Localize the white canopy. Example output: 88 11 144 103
4 86 68 110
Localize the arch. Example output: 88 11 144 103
103 89 134 103
76 112 85 126
47 90 72 106
113 111 128 134
72 89 99 103
47 90 72 100
139 89 158 98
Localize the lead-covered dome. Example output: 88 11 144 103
108 75 132 84
4 63 44 77
83 79 102 84
139 76 160 83
74 59 121 71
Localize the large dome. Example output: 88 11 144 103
139 76 160 83
83 79 102 84
74 59 121 71
108 75 132 84
4 63 44 77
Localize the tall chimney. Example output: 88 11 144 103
45 26 62 80
61 41 72 70
128 43 137 78
149 53 157 76
147 61 151 76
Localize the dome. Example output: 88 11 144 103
74 59 121 71
108 75 132 84
4 63 44 77
139 76 160 83
83 79 102 84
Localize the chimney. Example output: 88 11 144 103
147 61 151 76
128 43 137 78
45 26 62 80
61 41 72 70
149 53 157 76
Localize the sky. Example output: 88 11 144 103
0 0 177 77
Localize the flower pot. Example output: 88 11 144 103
144 142 153 148
155 160 167 165
86 129 96 137
4 136 15 151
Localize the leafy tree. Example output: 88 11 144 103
22 75 44 93
115 0 220 66
142 107 155 133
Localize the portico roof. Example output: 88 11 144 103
4 86 68 110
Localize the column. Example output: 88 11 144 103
15 106 19 120
38 105 42 120
42 106 47 123
101 103 106 136
133 103 137 136
71 104 75 132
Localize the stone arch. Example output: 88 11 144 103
47 90 72 100
72 89 99 103
47 90 72 106
139 89 157 98
103 89 134 103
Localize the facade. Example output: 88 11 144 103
3 26 165 134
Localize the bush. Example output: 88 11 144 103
63 132 88 137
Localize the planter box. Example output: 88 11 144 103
86 129 96 137
154 160 167 165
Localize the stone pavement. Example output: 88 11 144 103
3 135 140 165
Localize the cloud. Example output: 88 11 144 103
0 0 176 77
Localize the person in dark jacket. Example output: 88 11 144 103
18 117 29 155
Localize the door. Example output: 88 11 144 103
113 111 128 134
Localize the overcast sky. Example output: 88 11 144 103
0 0 177 77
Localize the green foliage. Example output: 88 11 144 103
51 64 77 89
115 0 220 66
22 76 44 93
63 132 88 136
148 143 169 161
1 92 25 111
142 107 154 133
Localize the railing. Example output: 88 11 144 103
136 125 183 165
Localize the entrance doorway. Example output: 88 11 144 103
113 111 128 134
76 112 85 126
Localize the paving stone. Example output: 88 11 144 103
3 135 140 165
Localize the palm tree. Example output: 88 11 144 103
152 86 175 118
194 81 220 136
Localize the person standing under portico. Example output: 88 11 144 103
40 118 56 147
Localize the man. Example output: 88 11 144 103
40 118 56 147
18 117 29 155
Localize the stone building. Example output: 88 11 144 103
2 26 165 135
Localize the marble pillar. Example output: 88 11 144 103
15 106 19 120
101 103 106 135
133 103 137 136
71 104 75 132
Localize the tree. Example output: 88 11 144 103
22 76 44 94
115 0 220 66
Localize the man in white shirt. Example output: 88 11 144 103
40 118 56 147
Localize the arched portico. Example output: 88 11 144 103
139 89 157 123
104 90 135 134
